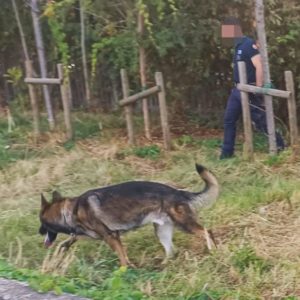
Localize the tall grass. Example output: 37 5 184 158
1 113 300 299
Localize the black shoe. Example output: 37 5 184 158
219 153 234 160
275 132 285 153
277 145 285 153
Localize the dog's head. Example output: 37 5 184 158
39 191 64 248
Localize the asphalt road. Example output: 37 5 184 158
0 278 89 300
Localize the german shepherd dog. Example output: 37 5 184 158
39 164 219 266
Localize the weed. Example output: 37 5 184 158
230 245 271 274
199 138 222 149
263 151 289 167
73 115 101 139
176 135 195 146
63 140 75 151
132 145 161 159
253 132 269 152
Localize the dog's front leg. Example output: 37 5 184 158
58 233 77 253
104 235 127 266
86 221 135 267
102 232 136 267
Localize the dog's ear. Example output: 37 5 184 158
52 191 63 202
41 194 48 208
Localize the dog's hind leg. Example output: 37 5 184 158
154 222 176 264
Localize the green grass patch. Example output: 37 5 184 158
0 259 147 299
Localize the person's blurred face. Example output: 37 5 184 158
221 24 243 47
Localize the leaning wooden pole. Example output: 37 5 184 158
120 69 135 145
238 62 254 160
57 64 73 140
255 0 277 155
80 0 91 107
155 72 171 150
12 0 30 62
284 71 299 151
31 0 55 130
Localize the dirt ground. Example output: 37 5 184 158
0 278 88 300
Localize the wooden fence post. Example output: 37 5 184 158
57 64 73 140
67 74 73 109
138 13 151 140
238 62 253 160
25 60 40 137
255 0 277 155
284 71 299 151
120 69 135 145
155 72 171 150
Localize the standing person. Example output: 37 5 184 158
220 17 284 159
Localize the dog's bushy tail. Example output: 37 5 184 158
190 164 220 209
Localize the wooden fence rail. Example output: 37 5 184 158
24 78 62 85
237 83 290 99
119 86 160 107
24 63 73 140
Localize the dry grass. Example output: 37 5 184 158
1 132 300 298
246 195 300 261
41 242 77 276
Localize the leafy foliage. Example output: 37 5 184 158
2 0 299 121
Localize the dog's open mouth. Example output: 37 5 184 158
44 233 52 248
43 231 57 248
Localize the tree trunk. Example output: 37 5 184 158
80 0 91 108
255 0 276 154
138 12 151 140
31 0 55 130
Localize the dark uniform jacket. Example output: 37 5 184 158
233 36 259 84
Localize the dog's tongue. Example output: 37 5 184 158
44 233 52 248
